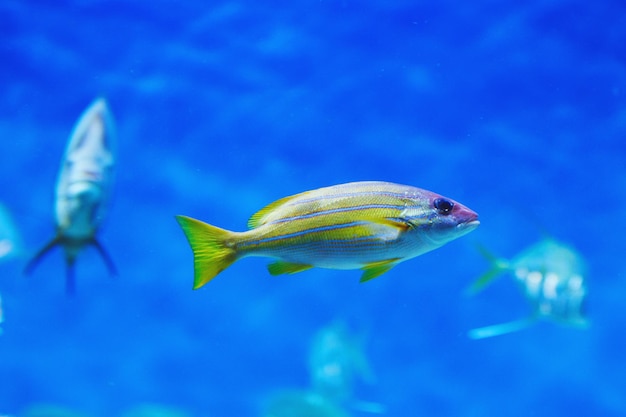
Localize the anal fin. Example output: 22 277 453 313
268 261 313 276
360 259 399 283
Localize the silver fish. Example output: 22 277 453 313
263 321 384 417
309 321 374 402
25 98 117 293
468 239 588 339
308 321 385 414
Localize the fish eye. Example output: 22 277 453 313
434 198 454 215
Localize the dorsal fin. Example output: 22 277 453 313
247 193 303 229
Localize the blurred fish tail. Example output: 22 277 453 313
351 399 387 414
175 215 238 289
468 317 535 339
466 244 510 295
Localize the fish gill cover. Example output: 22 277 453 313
0 0 625 416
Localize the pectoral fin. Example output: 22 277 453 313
91 239 118 277
267 261 313 275
376 218 412 231
360 259 400 282
355 218 409 243
24 236 63 276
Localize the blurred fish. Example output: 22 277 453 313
263 390 350 417
177 181 479 288
0 203 23 261
309 321 373 402
0 293 4 335
309 321 384 413
20 404 90 417
120 403 190 417
25 98 117 294
468 239 588 339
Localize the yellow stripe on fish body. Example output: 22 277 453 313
176 181 479 289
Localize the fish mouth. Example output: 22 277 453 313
457 219 480 233
464 219 480 228
424 217 480 246
457 207 479 229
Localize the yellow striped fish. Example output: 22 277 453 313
176 181 479 289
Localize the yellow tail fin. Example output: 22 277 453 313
175 215 238 289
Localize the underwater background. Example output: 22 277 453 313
1 0 625 416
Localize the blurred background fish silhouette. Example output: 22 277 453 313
308 320 384 413
24 98 117 294
262 390 350 417
0 203 22 262
309 320 374 403
263 320 384 416
468 239 588 339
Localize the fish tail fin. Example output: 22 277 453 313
91 239 118 277
465 244 510 295
350 400 387 414
24 236 62 276
468 317 535 340
175 215 238 289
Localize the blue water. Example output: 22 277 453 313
1 0 625 416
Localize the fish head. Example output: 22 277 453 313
58 98 115 190
407 190 479 246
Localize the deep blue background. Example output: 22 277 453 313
1 0 625 416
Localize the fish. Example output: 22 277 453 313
308 320 385 413
309 321 374 401
176 181 479 289
468 239 588 339
263 320 385 417
0 203 22 262
263 390 350 417
24 98 117 294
